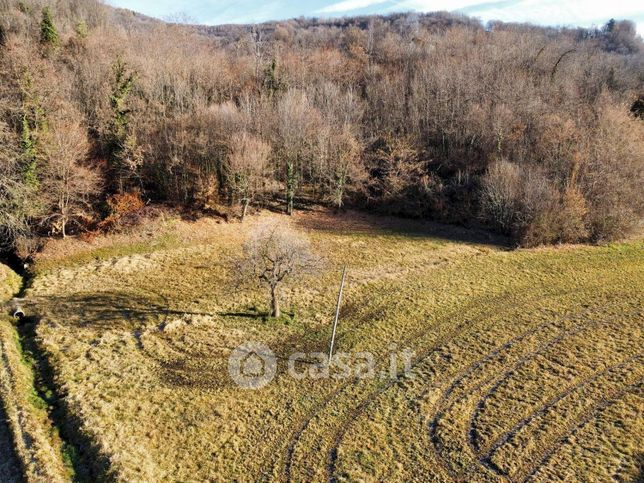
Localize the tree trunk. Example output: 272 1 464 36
270 285 280 318
241 198 249 222
286 161 295 215
335 184 344 210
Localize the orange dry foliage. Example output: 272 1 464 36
95 191 146 233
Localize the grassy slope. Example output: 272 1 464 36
0 264 22 483
0 264 70 483
0 317 71 483
0 264 21 303
24 211 644 481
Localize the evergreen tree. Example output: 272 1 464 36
40 7 59 47
20 114 38 187
18 73 46 187
107 57 140 192
604 18 616 33
109 58 134 142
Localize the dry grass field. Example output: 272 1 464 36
6 210 643 481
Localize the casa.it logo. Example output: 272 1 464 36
228 341 277 389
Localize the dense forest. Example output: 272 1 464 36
1 0 643 256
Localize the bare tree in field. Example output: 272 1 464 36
42 121 101 237
227 132 270 221
235 221 317 317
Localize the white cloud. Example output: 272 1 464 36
394 0 487 10
316 0 391 14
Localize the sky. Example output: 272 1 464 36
107 0 644 35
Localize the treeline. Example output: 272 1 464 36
0 0 643 255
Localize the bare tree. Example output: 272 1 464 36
325 127 364 209
480 159 521 235
42 121 101 237
276 90 319 215
227 132 270 221
1 5 643 248
235 221 318 318
0 175 38 249
314 84 366 209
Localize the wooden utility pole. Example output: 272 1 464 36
328 266 347 364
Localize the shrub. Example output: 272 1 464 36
514 167 560 246
480 160 521 235
1 4 642 249
556 186 589 243
96 191 145 232
482 162 588 246
579 104 644 242
106 191 145 216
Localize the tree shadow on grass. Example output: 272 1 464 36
219 310 266 319
18 317 115 482
21 291 335 390
23 291 172 331
22 291 275 331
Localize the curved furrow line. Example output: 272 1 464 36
476 354 642 478
522 379 644 482
326 375 402 482
321 294 536 481
280 285 546 481
468 311 631 456
324 287 596 482
469 329 581 454
282 384 346 483
426 320 554 476
424 305 620 479
432 321 546 413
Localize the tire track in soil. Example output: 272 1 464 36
467 310 634 457
426 315 589 479
522 380 643 482
426 321 554 478
323 287 601 482
474 352 642 473
418 304 626 479
281 285 557 482
474 354 642 479
275 289 529 482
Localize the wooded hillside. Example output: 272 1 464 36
1 0 642 253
